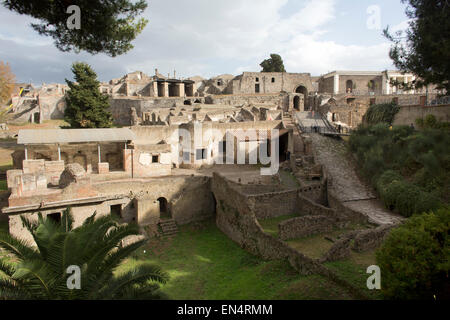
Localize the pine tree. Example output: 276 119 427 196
64 62 113 128
384 0 450 92
2 0 148 57
260 54 286 73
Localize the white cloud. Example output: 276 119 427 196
0 0 396 83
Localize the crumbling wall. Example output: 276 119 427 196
321 225 395 262
212 172 325 275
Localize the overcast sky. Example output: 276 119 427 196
0 0 409 84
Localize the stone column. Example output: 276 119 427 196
333 74 340 95
163 82 169 97
179 83 185 97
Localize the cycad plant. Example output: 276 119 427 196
0 208 169 300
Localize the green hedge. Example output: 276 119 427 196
376 208 450 300
349 124 449 217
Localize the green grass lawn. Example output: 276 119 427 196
325 250 384 300
285 223 374 260
118 219 355 300
257 214 298 238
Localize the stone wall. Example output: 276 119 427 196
279 215 335 240
321 225 395 262
94 175 215 226
231 72 314 95
393 104 450 126
248 189 298 220
212 172 323 275
207 93 289 110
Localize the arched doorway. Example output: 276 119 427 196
295 85 308 110
295 85 308 97
158 197 170 220
346 80 353 93
293 96 301 111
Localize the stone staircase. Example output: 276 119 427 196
158 219 179 237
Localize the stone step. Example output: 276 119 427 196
158 219 179 237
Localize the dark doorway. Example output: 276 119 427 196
110 204 122 220
293 96 301 110
278 133 289 162
157 82 165 97
295 85 307 96
158 197 170 220
33 112 40 124
255 84 260 93
169 83 180 97
106 152 123 171
184 100 192 105
47 212 61 224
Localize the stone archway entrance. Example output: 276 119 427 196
295 85 308 96
295 85 308 110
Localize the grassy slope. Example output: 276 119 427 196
119 220 354 300
325 251 384 300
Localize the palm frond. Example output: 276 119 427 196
0 258 17 277
0 231 39 260
100 264 169 299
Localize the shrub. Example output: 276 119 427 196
376 208 450 300
349 123 448 216
424 114 438 129
364 102 400 125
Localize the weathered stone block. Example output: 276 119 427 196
36 175 48 190
98 162 110 174
22 159 45 175
59 163 87 188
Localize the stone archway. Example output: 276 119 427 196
295 85 308 96
346 80 354 93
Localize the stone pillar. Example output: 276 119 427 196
333 74 339 95
163 82 169 97
152 82 158 97
179 83 185 97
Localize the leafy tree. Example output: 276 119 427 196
376 207 450 300
0 61 15 105
384 0 450 92
0 208 169 300
1 0 148 57
260 54 286 72
64 62 113 128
